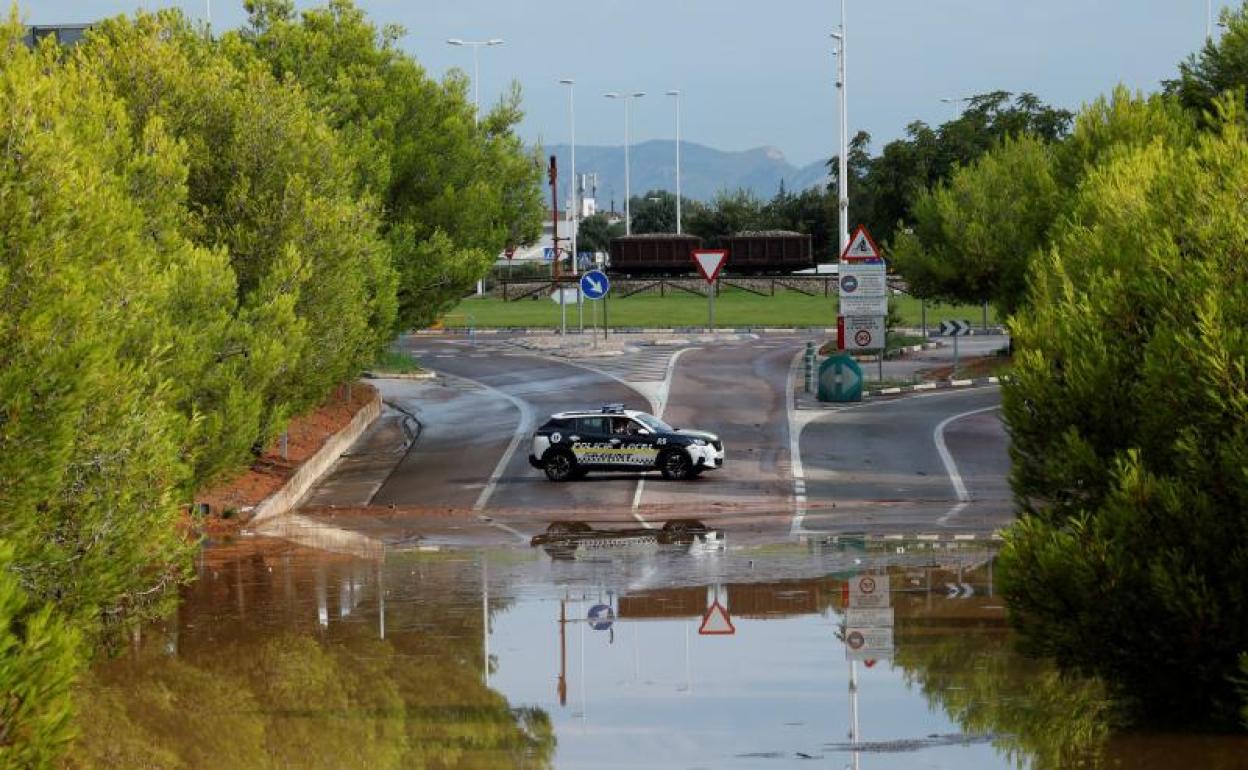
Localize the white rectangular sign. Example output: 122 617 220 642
839 262 888 316
845 607 895 628
845 626 894 660
844 315 886 351
549 287 580 306
846 574 891 608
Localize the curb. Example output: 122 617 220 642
864 375 1009 399
249 386 382 525
362 370 437 381
412 326 840 336
802 532 1005 544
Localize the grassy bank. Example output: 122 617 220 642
443 287 997 329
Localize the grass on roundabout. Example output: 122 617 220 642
442 286 996 330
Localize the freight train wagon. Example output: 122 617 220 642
719 231 814 273
609 231 814 276
608 234 703 276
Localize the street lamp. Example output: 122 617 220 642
941 95 972 119
605 91 645 235
831 9 848 257
446 38 504 126
666 90 683 234
560 78 579 337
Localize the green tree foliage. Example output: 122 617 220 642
236 0 544 330
627 190 681 234
0 20 199 629
685 189 768 247
999 100 1248 728
1169 2 1248 119
79 10 398 473
0 544 81 770
576 212 624 254
892 134 1061 314
831 92 1073 247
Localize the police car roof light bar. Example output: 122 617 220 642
601 403 627 414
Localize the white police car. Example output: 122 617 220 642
528 404 724 481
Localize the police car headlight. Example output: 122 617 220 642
691 439 707 447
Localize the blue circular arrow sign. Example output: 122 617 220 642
580 269 610 300
587 604 614 631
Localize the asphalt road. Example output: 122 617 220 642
636 340 803 513
388 341 648 512
797 386 1012 535
304 335 1014 539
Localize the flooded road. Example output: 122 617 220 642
73 533 1248 769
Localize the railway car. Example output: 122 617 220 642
608 233 703 276
720 230 814 273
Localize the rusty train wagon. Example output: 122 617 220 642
608 234 703 276
720 231 814 273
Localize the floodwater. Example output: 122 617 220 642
71 530 1248 769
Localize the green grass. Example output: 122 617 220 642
371 349 423 374
442 287 996 329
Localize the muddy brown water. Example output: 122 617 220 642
71 533 1248 769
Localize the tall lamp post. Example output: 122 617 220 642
941 95 972 120
666 90 683 234
605 91 646 235
831 4 848 257
447 38 505 127
448 37 503 296
560 79 578 275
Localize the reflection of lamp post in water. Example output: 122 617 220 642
482 555 490 687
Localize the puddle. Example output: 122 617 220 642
70 535 1248 769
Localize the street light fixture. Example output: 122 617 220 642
941 95 973 119
446 38 505 127
666 90 683 234
605 91 646 235
559 78 579 337
830 6 848 257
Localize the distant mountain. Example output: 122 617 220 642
544 140 830 207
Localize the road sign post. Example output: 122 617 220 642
838 225 886 356
938 320 972 378
580 270 611 344
693 250 728 332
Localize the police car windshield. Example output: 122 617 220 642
635 414 672 433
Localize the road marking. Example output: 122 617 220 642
630 346 701 526
933 405 1000 525
478 515 531 544
787 349 808 537
428 373 535 512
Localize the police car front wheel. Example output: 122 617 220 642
659 449 696 481
544 450 578 482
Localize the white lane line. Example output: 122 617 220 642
934 405 1000 525
787 349 809 537
631 346 701 526
433 374 535 512
477 515 531 543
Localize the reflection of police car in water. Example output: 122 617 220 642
531 520 725 560
528 404 725 481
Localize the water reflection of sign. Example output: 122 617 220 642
845 627 893 653
587 604 614 631
845 574 890 608
699 599 735 635
845 607 894 627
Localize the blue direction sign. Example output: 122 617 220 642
818 353 864 403
580 269 610 300
587 604 614 631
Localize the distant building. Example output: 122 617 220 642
23 24 91 48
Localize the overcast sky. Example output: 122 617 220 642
22 1 1233 166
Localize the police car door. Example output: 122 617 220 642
572 416 612 467
620 418 660 468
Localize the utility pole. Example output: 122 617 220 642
832 0 849 256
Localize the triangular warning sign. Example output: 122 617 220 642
692 249 729 284
699 599 736 635
841 225 882 263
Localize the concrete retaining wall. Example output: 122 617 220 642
249 388 382 525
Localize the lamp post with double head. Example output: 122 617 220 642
666 90 683 234
446 38 504 127
605 91 646 235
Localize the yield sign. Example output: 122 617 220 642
692 249 729 284
699 599 735 635
841 225 883 263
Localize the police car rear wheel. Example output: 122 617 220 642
544 451 577 482
659 449 694 481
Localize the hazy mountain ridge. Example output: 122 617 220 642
545 140 831 206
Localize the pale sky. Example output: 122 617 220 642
21 1 1234 166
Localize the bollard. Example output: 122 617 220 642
804 341 816 393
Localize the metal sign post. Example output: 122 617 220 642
938 319 972 378
692 249 728 333
580 270 611 344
